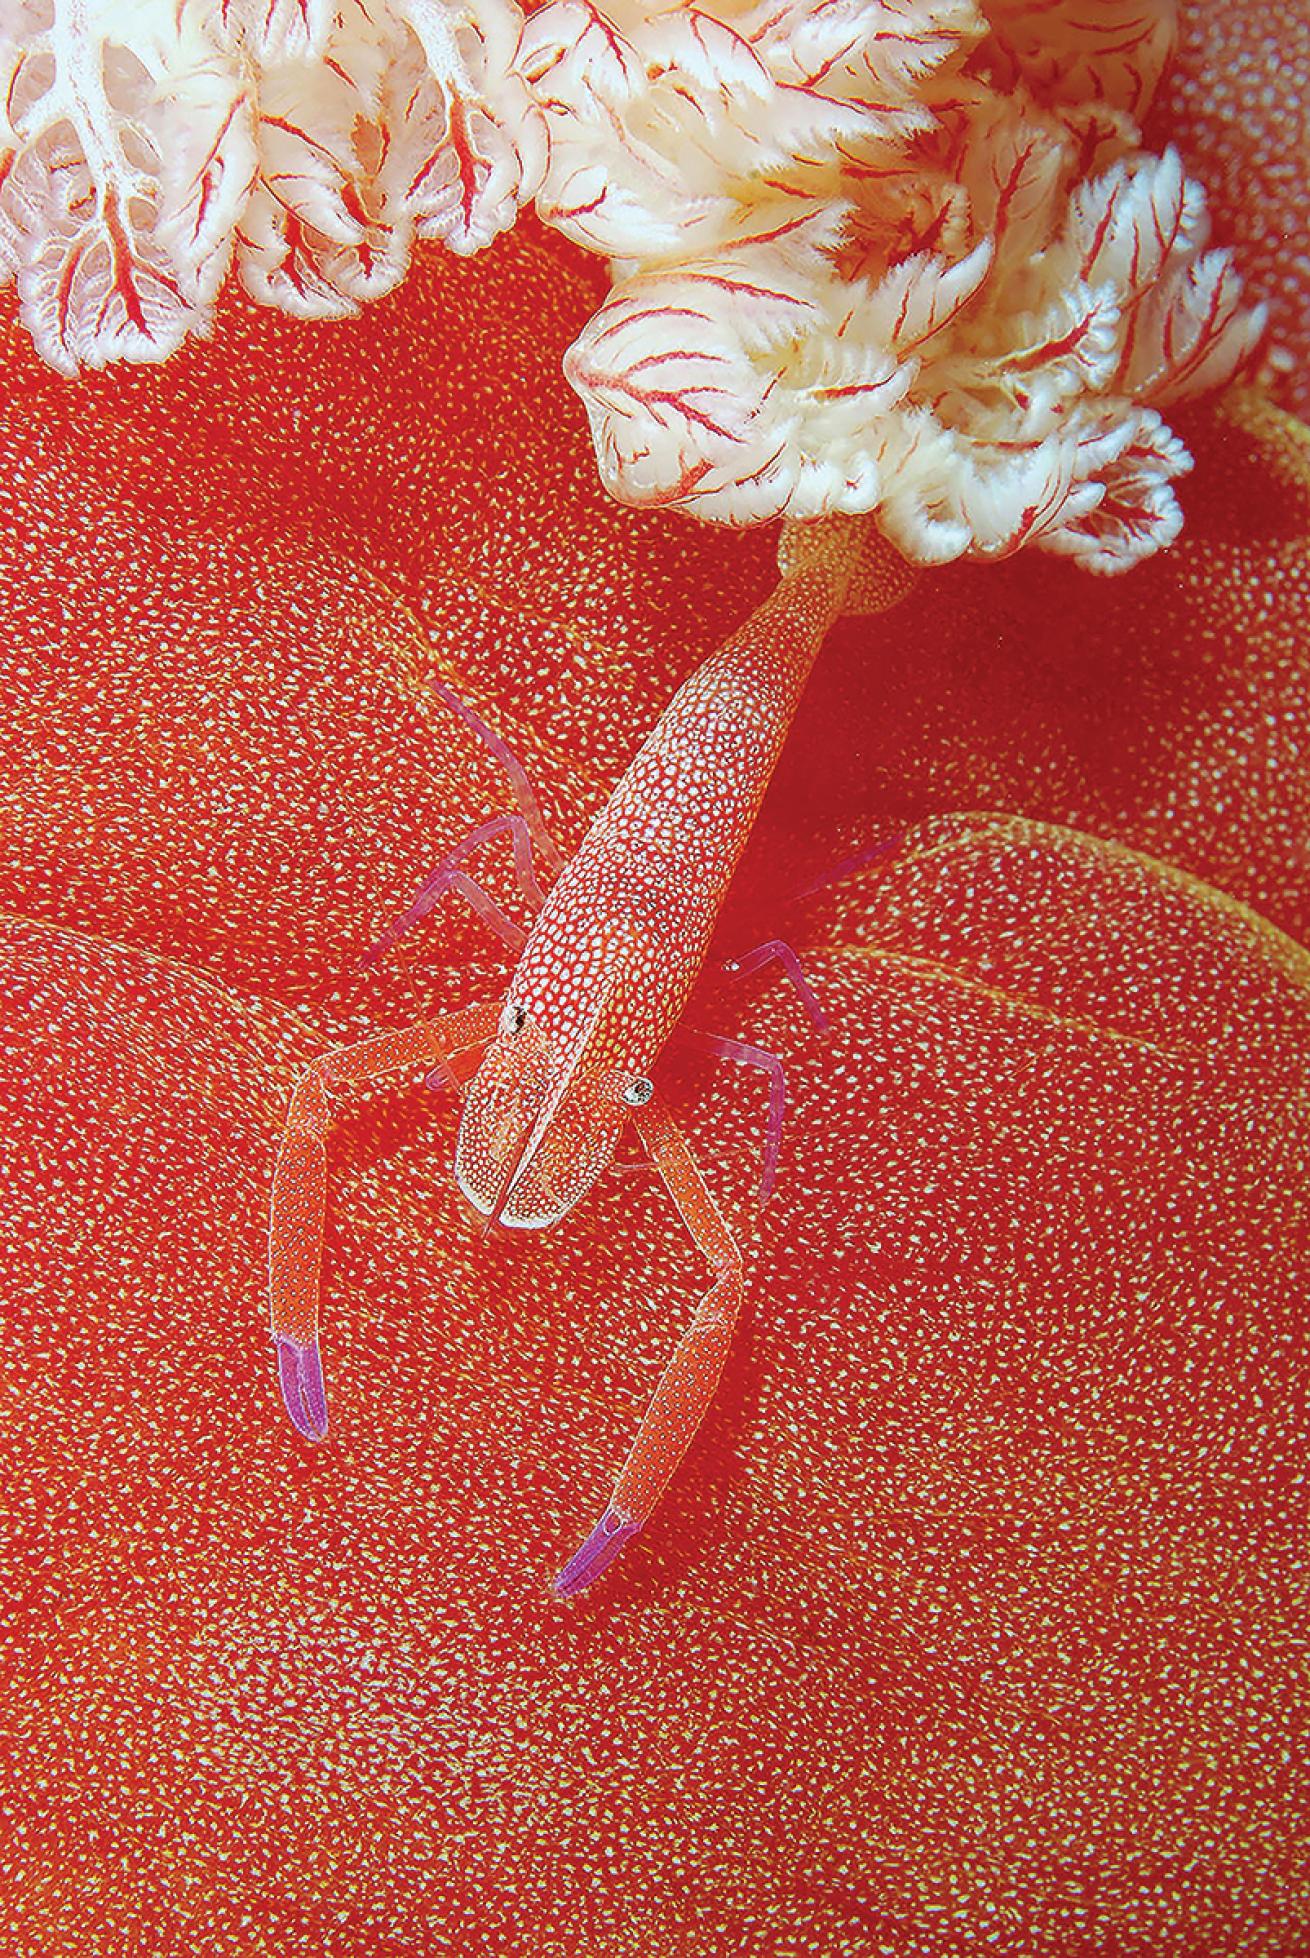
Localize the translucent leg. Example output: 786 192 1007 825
706 848 906 1191
787 830 905 903
428 675 565 877
555 1093 743 1598
269 999 500 1440
358 813 539 969
676 1027 788 1206
721 937 828 1033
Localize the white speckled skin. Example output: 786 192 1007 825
453 521 862 1228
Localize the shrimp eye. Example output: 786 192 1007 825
621 1076 654 1107
499 1002 528 1038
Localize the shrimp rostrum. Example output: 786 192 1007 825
268 514 895 1594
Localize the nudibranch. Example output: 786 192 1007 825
0 0 1264 573
1148 0 1310 423
539 0 1267 568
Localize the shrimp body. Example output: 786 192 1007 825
269 515 873 1591
460 530 855 1234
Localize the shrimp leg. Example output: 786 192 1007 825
426 674 564 881
362 668 566 969
722 938 829 1032
554 1092 744 1596
359 812 545 969
270 1000 501 1439
676 1027 790 1205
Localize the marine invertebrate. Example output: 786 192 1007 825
271 516 903 1594
0 0 1265 568
541 0 1264 563
0 0 545 369
1149 0 1310 420
2 210 1308 1954
6 820 1309 1953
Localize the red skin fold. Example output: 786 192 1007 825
0 222 1307 1955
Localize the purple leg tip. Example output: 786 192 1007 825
276 1336 329 1441
553 1507 643 1599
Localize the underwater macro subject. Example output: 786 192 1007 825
0 2 1306 1954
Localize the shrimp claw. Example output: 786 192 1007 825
553 1509 643 1598
269 514 885 1589
554 1091 744 1597
275 1335 328 1441
268 1001 501 1440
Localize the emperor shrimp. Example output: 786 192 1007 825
268 514 901 1594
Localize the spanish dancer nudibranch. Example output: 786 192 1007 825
0 0 1271 1591
5 0 1310 1933
0 0 1266 567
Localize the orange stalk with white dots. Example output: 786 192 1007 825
269 513 900 1593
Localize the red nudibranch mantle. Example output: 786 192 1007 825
1 1 1308 1952
0 0 1267 566
2 197 1309 1950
